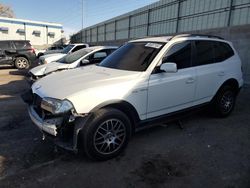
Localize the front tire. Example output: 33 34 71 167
15 57 30 69
79 108 132 160
213 85 237 117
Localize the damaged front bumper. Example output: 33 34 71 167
23 90 90 152
28 104 90 152
28 105 63 136
26 72 43 86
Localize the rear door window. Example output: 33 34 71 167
195 41 214 66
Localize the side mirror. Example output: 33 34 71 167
81 59 90 65
160 62 177 73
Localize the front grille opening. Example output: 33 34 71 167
33 94 53 118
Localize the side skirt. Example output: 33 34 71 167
135 102 210 132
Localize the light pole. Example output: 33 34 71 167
81 0 83 42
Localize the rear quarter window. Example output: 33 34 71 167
194 40 234 66
213 42 234 63
14 41 31 49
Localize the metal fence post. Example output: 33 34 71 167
114 20 117 41
90 29 93 43
227 0 234 27
128 16 131 39
176 0 181 33
104 24 106 42
96 26 99 42
146 9 151 36
85 30 87 43
81 30 84 42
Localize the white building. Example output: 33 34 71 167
0 16 63 47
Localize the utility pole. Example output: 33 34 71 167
81 0 83 42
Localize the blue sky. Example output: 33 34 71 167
2 0 159 38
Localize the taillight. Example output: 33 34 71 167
30 46 36 54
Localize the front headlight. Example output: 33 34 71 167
41 97 73 114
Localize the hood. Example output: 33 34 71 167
29 62 70 76
40 53 63 59
44 50 63 55
32 65 141 100
40 53 66 64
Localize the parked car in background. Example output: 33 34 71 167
28 46 118 83
36 45 66 58
38 43 89 64
0 40 36 69
23 34 243 160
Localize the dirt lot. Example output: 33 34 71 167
0 67 249 188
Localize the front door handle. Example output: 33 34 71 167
186 78 195 84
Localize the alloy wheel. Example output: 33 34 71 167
220 91 234 113
16 58 28 69
93 119 126 155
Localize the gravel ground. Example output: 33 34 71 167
0 67 249 188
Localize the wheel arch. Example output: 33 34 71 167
219 78 240 94
210 78 239 117
90 100 141 133
213 78 240 102
13 54 30 63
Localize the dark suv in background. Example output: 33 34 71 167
0 40 36 69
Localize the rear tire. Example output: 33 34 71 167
212 85 237 117
15 57 30 69
78 108 132 161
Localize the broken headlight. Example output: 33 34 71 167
41 97 74 114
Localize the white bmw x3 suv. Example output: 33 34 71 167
23 34 243 160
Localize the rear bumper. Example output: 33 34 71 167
27 53 37 63
239 78 244 88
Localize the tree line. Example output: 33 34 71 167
0 3 14 18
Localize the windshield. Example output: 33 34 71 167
58 48 93 64
99 42 164 71
61 45 74 54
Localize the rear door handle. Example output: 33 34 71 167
186 78 195 84
218 71 225 76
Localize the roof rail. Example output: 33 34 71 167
170 34 224 40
